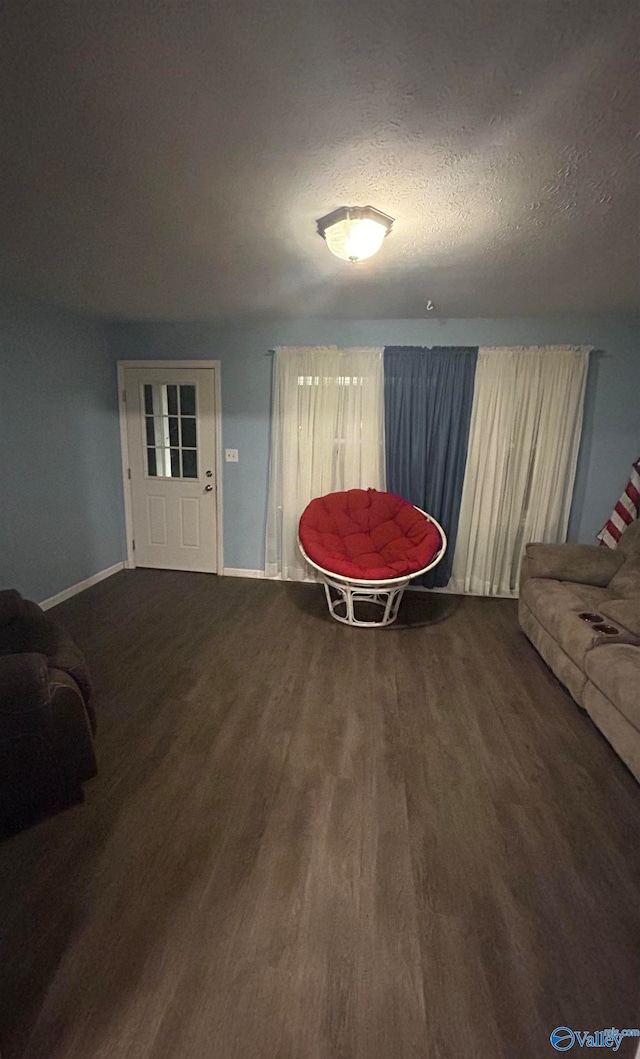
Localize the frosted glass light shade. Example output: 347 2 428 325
316 206 394 263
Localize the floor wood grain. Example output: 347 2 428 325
1 570 639 1058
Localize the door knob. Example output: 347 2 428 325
204 484 213 492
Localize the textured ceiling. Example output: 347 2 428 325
0 0 638 320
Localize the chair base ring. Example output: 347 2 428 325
322 573 410 627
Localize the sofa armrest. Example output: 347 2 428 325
8 601 93 705
0 653 49 713
521 542 624 587
48 637 93 707
0 665 97 835
45 669 97 783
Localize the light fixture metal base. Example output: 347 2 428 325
316 205 394 236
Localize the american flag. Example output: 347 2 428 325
597 458 640 549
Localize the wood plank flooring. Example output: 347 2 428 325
1 570 639 1059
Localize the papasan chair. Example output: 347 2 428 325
298 488 447 627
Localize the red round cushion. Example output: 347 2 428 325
299 489 442 580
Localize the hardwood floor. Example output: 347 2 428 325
1 570 639 1059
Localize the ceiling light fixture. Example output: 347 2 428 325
316 205 394 263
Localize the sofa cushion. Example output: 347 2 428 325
599 599 640 637
520 579 587 641
559 582 613 610
522 543 622 587
520 579 637 669
585 644 640 732
609 557 640 597
617 518 640 559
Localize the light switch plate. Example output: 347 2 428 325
225 448 239 463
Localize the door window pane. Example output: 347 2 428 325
181 450 197 478
168 417 180 447
142 381 200 479
166 385 179 416
181 417 196 448
180 385 196 416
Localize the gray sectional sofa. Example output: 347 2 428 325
519 520 640 782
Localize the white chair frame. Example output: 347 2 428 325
298 508 447 628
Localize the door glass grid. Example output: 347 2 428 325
143 384 198 478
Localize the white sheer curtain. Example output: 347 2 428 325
265 346 386 581
449 346 590 597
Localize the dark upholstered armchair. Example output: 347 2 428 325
0 590 97 836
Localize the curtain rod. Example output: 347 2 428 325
265 345 604 356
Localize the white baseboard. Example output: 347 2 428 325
222 567 265 579
220 569 518 598
39 562 125 610
407 584 518 599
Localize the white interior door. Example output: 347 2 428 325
123 366 220 572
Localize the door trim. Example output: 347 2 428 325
117 360 223 573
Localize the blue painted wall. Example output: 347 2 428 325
3 297 634 596
0 293 126 602
106 312 640 571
